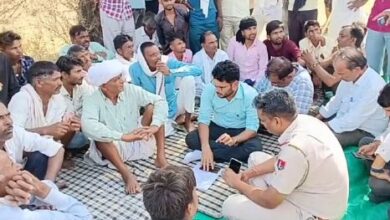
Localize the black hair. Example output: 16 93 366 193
212 60 240 83
140 41 157 56
113 34 133 51
69 25 87 38
378 84 390 108
55 56 83 74
27 61 60 84
303 20 320 33
0 31 21 48
266 20 284 36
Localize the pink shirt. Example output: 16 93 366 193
227 38 268 82
168 49 193 63
367 0 390 33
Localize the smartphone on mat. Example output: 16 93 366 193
200 165 221 174
229 158 242 174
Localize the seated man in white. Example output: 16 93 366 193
0 102 64 182
223 89 349 220
8 61 81 149
0 151 92 220
59 24 114 62
192 31 229 97
256 57 314 114
317 47 389 148
131 42 202 133
82 60 169 194
56 56 95 149
113 34 136 82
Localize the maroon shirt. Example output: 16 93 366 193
263 39 301 62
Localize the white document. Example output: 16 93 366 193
192 162 221 191
182 150 202 164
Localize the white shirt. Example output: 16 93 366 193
221 0 250 18
60 81 95 117
134 27 160 50
193 49 229 84
288 0 318 11
0 180 92 220
8 86 67 129
192 49 229 96
114 53 136 82
274 114 349 219
4 126 62 165
299 37 329 61
319 67 388 136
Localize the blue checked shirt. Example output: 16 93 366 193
256 66 314 114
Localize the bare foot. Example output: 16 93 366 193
61 158 75 170
371 168 390 182
155 156 169 168
123 172 141 194
56 180 68 190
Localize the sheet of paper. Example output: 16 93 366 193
192 162 221 191
182 150 202 164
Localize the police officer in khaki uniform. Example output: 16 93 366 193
222 89 349 220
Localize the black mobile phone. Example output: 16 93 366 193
229 158 242 174
199 165 221 174
353 152 375 161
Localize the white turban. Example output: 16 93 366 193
87 60 126 87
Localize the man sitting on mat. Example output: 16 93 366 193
185 60 262 171
222 89 349 220
82 60 168 194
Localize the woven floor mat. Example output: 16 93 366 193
58 129 280 219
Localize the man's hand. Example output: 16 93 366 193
45 122 71 138
68 116 81 132
5 171 50 205
201 145 214 171
216 133 236 147
358 141 381 156
217 16 223 32
4 176 32 205
372 9 390 26
223 168 242 188
347 0 368 11
141 125 159 139
121 127 149 142
156 61 170 75
241 170 255 183
301 50 317 68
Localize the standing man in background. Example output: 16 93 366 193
98 0 135 53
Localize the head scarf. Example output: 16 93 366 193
236 17 257 44
136 44 168 99
87 60 125 87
